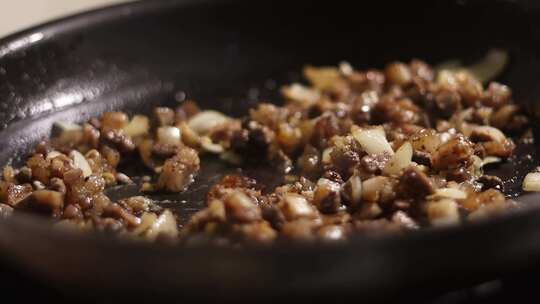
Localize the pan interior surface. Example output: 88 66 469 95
1 0 540 301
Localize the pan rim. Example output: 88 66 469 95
0 0 225 59
0 0 535 247
0 0 539 290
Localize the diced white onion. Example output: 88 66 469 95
471 126 506 143
157 126 181 146
482 156 502 167
69 150 92 177
523 172 540 192
227 191 256 209
434 59 462 71
362 176 388 203
282 193 315 220
411 131 442 153
428 188 467 200
200 136 224 154
471 155 483 178
426 199 460 226
33 190 64 209
46 151 63 160
392 211 419 230
356 203 383 220
468 49 508 84
132 212 158 236
145 210 178 240
303 65 341 90
187 110 230 135
435 49 508 84
321 147 334 164
339 61 354 76
281 83 321 104
138 139 155 169
436 69 459 88
54 121 82 131
352 126 394 155
123 115 150 138
346 175 362 206
178 122 201 148
383 142 412 175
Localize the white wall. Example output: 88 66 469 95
0 0 130 37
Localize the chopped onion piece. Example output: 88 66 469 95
187 110 230 135
225 191 261 222
132 212 158 236
339 61 354 76
69 150 92 177
411 130 442 153
392 211 419 230
523 172 540 192
428 188 467 200
145 210 178 240
436 69 459 88
468 49 508 84
304 65 341 90
451 108 474 135
46 151 63 160
352 126 394 155
471 126 506 143
32 190 64 211
426 199 460 226
138 139 155 169
362 176 388 203
157 127 181 146
321 147 334 164
482 156 502 167
434 59 462 71
123 115 150 138
178 122 201 148
282 193 316 220
201 136 224 154
383 142 412 175
343 174 362 206
471 155 484 178
281 83 321 105
54 121 82 132
356 202 383 220
435 49 508 84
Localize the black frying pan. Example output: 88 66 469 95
1 0 540 302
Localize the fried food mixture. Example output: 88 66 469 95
0 56 533 245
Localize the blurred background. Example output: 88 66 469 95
0 0 130 37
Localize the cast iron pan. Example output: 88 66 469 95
1 0 540 302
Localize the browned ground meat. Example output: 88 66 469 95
0 58 531 245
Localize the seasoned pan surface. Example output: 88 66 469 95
1 0 540 302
